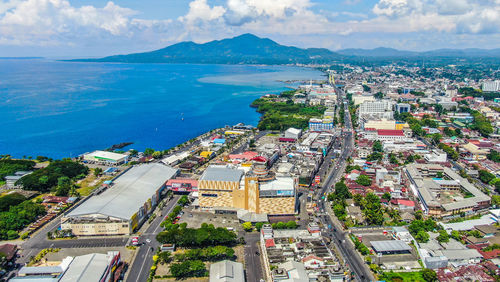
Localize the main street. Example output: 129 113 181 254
312 85 374 281
126 195 180 282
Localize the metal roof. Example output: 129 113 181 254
209 260 244 282
371 240 412 253
60 252 116 282
67 164 178 220
200 166 244 182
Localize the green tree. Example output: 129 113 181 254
286 221 297 229
421 268 437 282
158 251 172 264
382 192 391 202
144 148 155 156
415 230 430 243
152 151 163 159
436 230 450 243
356 175 372 186
479 170 495 184
333 181 351 200
487 150 500 163
450 230 461 241
372 140 383 152
242 222 253 232
255 222 264 231
93 167 103 177
430 133 442 145
55 176 72 196
363 193 384 225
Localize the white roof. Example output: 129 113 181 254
286 128 302 135
60 252 117 282
84 150 127 162
67 164 178 220
260 177 294 191
209 260 244 282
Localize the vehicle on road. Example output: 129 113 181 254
131 236 139 246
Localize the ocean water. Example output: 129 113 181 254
0 59 323 159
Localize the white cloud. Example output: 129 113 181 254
0 0 499 54
179 0 226 24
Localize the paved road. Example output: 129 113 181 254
312 86 374 281
244 233 263 282
126 195 180 282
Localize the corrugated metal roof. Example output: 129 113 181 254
199 166 243 182
67 164 178 220
371 240 412 252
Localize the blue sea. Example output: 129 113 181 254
0 59 323 159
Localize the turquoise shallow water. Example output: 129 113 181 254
0 59 323 158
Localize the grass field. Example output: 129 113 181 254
378 271 426 282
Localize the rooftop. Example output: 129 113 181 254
84 150 127 161
209 260 244 282
371 240 412 252
200 166 244 183
67 164 178 220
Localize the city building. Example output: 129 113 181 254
198 166 297 216
396 103 411 114
284 128 302 140
482 80 500 92
12 251 121 282
309 118 334 132
209 260 245 282
405 163 490 218
359 100 394 121
82 150 128 165
62 164 178 235
5 171 31 188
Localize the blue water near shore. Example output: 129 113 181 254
0 59 323 159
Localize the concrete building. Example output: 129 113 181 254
363 119 397 130
352 94 375 106
209 260 245 282
483 80 500 92
198 166 297 216
359 100 394 121
371 240 412 255
62 164 178 235
396 103 411 114
5 171 31 188
309 118 334 132
405 163 490 218
13 251 121 282
284 128 302 140
82 150 128 165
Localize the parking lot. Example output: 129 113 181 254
45 246 135 263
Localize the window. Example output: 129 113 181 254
202 193 218 197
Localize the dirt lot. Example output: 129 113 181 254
177 207 242 231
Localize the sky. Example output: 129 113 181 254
0 0 499 57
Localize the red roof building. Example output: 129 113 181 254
377 129 405 136
265 239 276 248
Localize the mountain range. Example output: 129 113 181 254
75 33 500 64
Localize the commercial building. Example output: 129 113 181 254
198 166 297 216
396 103 411 114
482 80 500 92
359 100 394 121
62 164 178 235
209 260 245 282
309 118 334 132
284 128 302 140
82 150 128 165
363 119 397 130
371 240 412 255
405 163 490 218
13 251 121 282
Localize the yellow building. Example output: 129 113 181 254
198 166 296 216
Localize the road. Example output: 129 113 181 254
312 86 374 281
243 232 263 282
126 195 180 282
